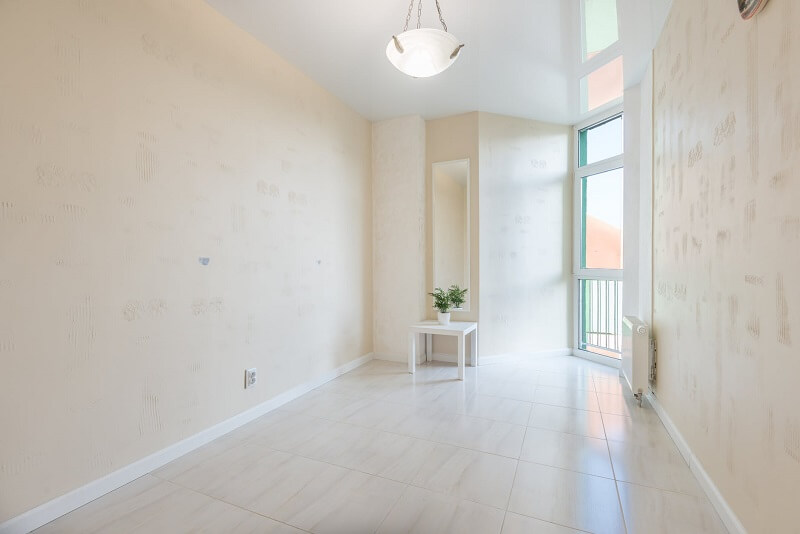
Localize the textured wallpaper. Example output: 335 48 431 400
0 0 372 521
653 0 800 530
372 116 426 360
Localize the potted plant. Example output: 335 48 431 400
448 285 468 310
429 287 451 325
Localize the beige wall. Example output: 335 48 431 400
653 0 800 531
0 0 372 522
478 113 573 356
372 116 427 360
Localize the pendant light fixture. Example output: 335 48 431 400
386 0 464 78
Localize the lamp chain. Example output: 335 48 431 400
402 0 449 33
403 0 414 32
435 0 448 32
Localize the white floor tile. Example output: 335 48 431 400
409 443 518 509
375 405 456 440
534 385 600 412
601 411 672 445
508 462 626 534
280 388 365 420
173 445 404 533
152 431 246 481
431 413 527 458
524 358 594 375
596 391 658 420
34 475 303 534
339 398 417 428
527 403 607 439
473 364 541 384
458 394 532 426
608 438 706 497
290 420 438 483
618 482 727 534
588 364 623 380
270 469 404 534
376 486 505 534
538 371 596 391
408 382 475 412
592 374 626 394
501 512 583 534
244 411 338 452
476 379 538 403
520 427 614 478
290 419 379 464
468 363 525 381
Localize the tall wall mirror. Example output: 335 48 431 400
432 159 471 311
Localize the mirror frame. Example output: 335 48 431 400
431 158 471 312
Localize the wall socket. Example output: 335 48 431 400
244 368 258 389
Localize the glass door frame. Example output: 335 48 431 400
572 104 624 362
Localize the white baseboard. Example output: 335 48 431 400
647 392 747 534
425 352 477 365
375 352 476 365
430 348 573 366
0 353 375 534
517 348 574 359
572 348 622 369
377 348 577 367
472 353 511 365
373 352 419 364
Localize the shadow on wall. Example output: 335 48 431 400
478 113 573 357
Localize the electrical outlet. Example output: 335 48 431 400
244 368 257 389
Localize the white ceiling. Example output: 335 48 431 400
205 0 672 125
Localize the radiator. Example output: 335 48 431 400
622 316 653 405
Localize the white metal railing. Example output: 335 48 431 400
579 278 623 357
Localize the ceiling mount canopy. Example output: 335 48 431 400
386 0 464 78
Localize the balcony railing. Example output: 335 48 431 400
579 278 622 358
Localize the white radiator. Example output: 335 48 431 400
622 316 652 404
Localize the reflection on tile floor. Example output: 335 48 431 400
35 355 728 534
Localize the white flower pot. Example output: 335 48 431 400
437 312 451 325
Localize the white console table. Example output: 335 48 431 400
408 321 478 381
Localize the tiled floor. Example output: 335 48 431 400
36 355 728 534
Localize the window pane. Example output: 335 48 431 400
581 168 623 269
580 56 623 113
583 0 619 61
579 115 623 167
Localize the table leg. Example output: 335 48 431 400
426 333 433 363
470 329 478 367
457 333 465 381
408 332 416 374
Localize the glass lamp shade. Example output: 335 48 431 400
386 28 462 78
